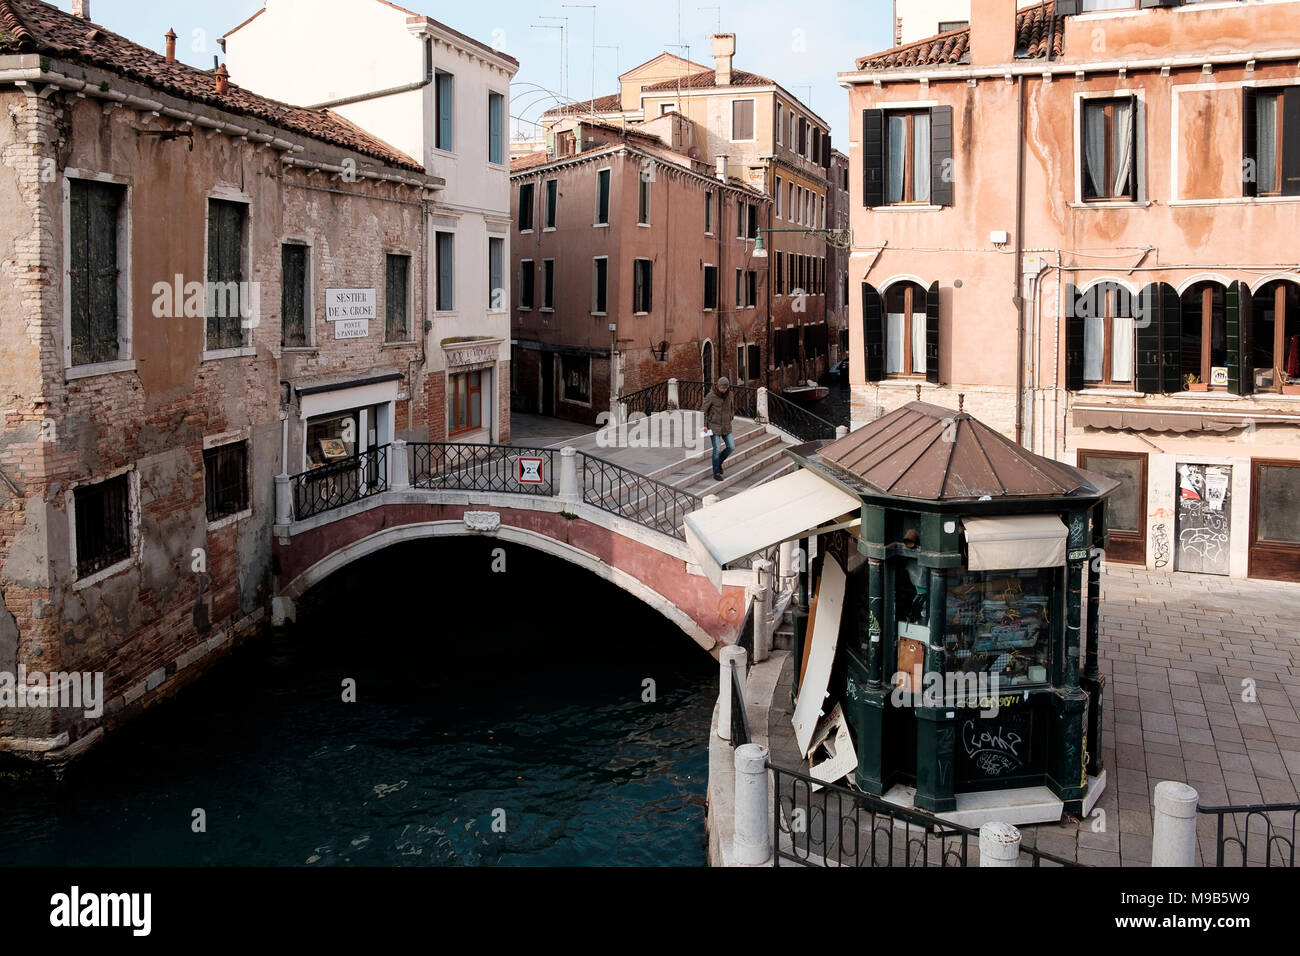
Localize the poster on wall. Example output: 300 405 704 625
1174 463 1232 575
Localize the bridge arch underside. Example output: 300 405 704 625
275 503 747 653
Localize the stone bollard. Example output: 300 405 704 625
979 822 1022 866
274 473 294 525
718 645 747 741
667 377 680 410
703 494 720 509
733 743 771 865
755 386 769 423
835 425 848 439
1151 781 1199 867
389 438 409 490
558 446 580 504
752 559 773 663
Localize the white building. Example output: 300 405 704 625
224 0 519 442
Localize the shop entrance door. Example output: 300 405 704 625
1249 459 1300 583
1174 463 1232 575
1078 450 1147 564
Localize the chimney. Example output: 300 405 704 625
165 29 177 63
711 33 735 86
71 0 90 19
715 155 728 181
215 64 229 95
969 0 1017 67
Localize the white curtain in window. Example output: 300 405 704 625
912 308 927 373
1112 314 1134 382
1258 94 1278 192
1111 100 1134 198
887 115 906 204
1084 0 1134 9
913 113 931 203
1084 314 1104 381
1084 104 1107 199
887 312 905 374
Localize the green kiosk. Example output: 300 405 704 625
794 401 1118 822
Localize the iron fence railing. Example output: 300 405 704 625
730 656 750 748
770 763 1080 868
579 451 701 540
765 392 838 442
618 380 837 444
409 443 556 496
620 380 670 418
291 444 389 520
1199 801 1299 867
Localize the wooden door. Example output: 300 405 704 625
1078 450 1147 565
1174 463 1232 575
1249 459 1300 582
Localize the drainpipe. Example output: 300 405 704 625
307 36 434 110
1013 75 1026 448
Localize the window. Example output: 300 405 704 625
798 117 807 156
1078 283 1135 385
633 259 653 313
704 265 718 310
1081 96 1137 201
638 175 651 224
737 344 747 382
1245 87 1300 198
518 182 535 231
562 355 591 404
776 105 784 146
206 198 248 352
735 268 743 307
863 107 953 208
519 259 535 310
449 370 483 436
1180 281 1228 390
746 270 758 308
542 259 555 310
748 344 761 381
436 71 454 151
941 567 1056 685
592 258 608 313
281 243 308 348
545 179 558 229
436 231 454 311
937 20 968 32
746 202 758 240
1080 0 1134 10
73 473 131 578
789 111 797 149
795 185 803 225
705 192 714 234
1254 280 1300 391
596 168 611 224
488 237 504 310
736 199 745 239
385 253 410 342
731 99 755 141
1251 460 1300 582
204 441 249 522
488 91 504 164
860 281 938 381
788 182 795 223
775 176 783 219
659 102 676 115
886 111 932 204
68 178 126 367
774 251 784 296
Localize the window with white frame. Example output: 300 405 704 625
731 98 755 141
1081 96 1138 202
68 177 128 367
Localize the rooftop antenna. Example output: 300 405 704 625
665 43 692 101
563 4 597 103
698 5 720 34
538 15 571 99
596 44 620 79
797 84 813 110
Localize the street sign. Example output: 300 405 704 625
517 457 544 485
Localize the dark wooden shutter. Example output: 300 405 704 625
598 170 610 223
1126 94 1140 200
1055 0 1080 15
281 244 307 347
1242 88 1258 198
822 134 832 170
925 281 941 384
1159 282 1182 393
1065 284 1085 391
930 105 954 207
70 180 123 366
1226 281 1255 395
1135 283 1162 394
863 110 884 208
208 199 245 351
862 282 884 382
386 254 409 341
1283 86 1300 197
68 181 91 364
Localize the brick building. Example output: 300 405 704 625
0 0 443 758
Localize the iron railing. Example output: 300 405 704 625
617 380 837 444
291 444 389 520
729 657 750 748
579 451 701 540
764 391 837 442
410 443 556 496
620 380 670 419
770 763 1080 868
1198 801 1299 867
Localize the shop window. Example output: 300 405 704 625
74 473 131 578
1254 461 1300 545
562 355 591 405
281 243 309 348
1179 281 1227 390
206 198 248 352
1079 450 1146 565
68 178 126 367
943 567 1058 688
385 254 410 342
449 371 483 436
306 413 358 468
518 182 535 232
861 107 953 207
1081 96 1138 201
204 441 249 522
1252 280 1300 392
633 259 652 314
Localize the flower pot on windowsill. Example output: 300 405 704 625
1185 383 1208 392
1282 384 1300 395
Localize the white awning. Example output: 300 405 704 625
684 468 861 592
963 514 1067 572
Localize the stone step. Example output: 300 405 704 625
644 419 770 483
681 446 792 498
658 431 786 490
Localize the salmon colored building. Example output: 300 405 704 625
840 0 1300 582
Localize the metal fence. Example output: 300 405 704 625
730 657 750 747
1199 801 1299 867
291 444 389 520
579 451 701 540
617 380 837 444
410 443 556 496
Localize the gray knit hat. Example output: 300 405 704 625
717 377 730 388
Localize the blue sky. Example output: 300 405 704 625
52 0 892 142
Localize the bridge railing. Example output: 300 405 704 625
618 380 837 444
578 451 701 541
409 443 557 496
291 444 390 520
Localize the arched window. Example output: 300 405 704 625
1179 281 1228 390
1081 282 1135 386
701 341 714 384
1254 280 1300 391
883 281 928 377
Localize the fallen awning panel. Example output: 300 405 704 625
684 468 860 591
963 514 1067 572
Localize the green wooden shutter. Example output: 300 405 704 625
437 72 454 150
488 93 503 164
925 280 941 384
1134 283 1162 394
863 110 884 208
930 106 954 207
208 199 245 350
862 282 884 382
1055 0 1080 16
386 254 409 342
281 244 307 347
1065 285 1085 391
69 180 123 366
1226 280 1255 395
68 180 92 365
1159 282 1182 393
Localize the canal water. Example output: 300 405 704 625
0 539 715 866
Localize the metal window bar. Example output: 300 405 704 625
578 452 701 540
291 444 389 520
74 474 130 577
409 443 556 497
1198 801 1299 867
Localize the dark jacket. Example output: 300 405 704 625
701 388 735 435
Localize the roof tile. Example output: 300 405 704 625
856 0 1064 71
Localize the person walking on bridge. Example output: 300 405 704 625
701 377 735 482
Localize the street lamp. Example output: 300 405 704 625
752 227 853 258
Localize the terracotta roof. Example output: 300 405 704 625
641 68 773 92
509 150 551 172
815 401 1089 501
856 0 1064 71
0 0 423 171
541 93 624 117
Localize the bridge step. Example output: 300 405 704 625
658 431 786 491
643 419 771 484
681 449 796 499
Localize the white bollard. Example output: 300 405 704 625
734 743 771 865
835 425 848 439
702 494 720 509
274 473 294 525
389 439 409 490
667 377 680 410
558 446 580 503
753 559 773 663
979 822 1022 867
1151 781 1199 867
718 645 747 741
755 387 769 423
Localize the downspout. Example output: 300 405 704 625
1014 75 1026 448
307 36 434 110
